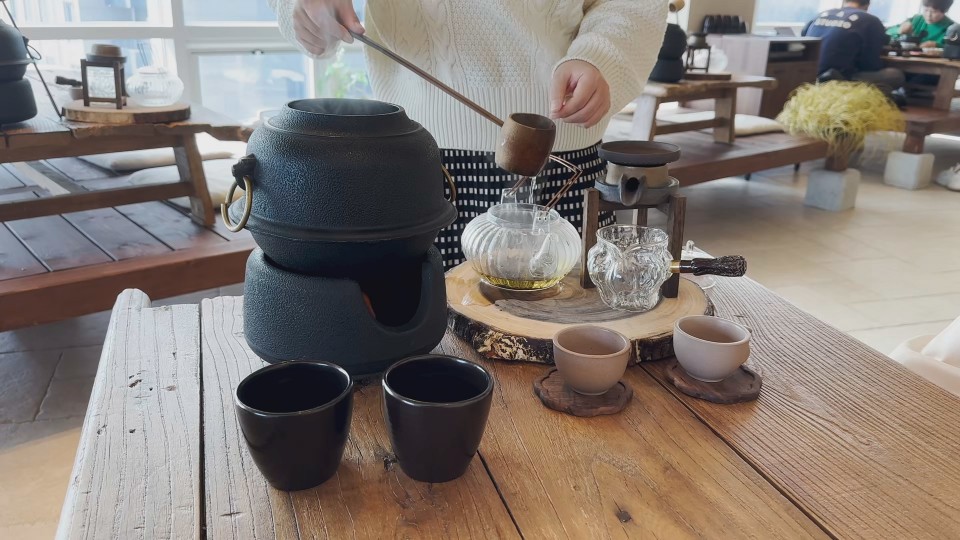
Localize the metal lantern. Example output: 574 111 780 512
684 44 712 73
81 43 126 109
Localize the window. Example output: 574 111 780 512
5 0 373 122
198 51 309 124
754 0 956 27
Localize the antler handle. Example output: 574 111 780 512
671 256 747 277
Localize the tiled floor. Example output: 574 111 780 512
2 143 960 537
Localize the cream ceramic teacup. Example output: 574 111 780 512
553 326 632 395
673 315 751 382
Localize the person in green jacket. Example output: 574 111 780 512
887 0 955 48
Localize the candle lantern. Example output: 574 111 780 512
81 43 125 109
684 34 712 73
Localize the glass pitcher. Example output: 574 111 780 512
587 225 672 312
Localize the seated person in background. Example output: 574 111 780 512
803 0 905 91
887 0 955 48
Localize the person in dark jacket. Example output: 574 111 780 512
803 0 905 91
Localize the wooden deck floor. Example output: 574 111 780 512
0 158 254 330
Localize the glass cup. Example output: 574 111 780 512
587 225 672 312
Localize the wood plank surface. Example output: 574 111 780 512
10 161 80 194
643 277 960 539
0 182 195 222
436 336 826 539
0 239 253 330
0 164 24 190
56 290 202 540
0 134 181 162
665 131 828 185
44 157 117 182
644 75 777 99
200 297 520 540
5 215 111 271
62 208 171 260
0 223 46 280
114 201 226 250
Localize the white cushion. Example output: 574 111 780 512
128 159 243 210
890 334 960 398
657 111 784 136
80 133 244 172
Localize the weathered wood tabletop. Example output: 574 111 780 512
57 277 960 539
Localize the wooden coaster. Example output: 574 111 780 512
665 359 761 404
533 369 632 417
64 100 191 124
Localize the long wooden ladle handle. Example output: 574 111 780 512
350 31 504 127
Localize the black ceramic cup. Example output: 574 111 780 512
382 355 494 483
235 361 353 491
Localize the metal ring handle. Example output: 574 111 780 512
442 165 457 204
221 176 252 233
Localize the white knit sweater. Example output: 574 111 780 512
270 0 666 152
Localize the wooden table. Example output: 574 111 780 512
0 107 247 226
57 281 960 539
883 56 960 110
632 75 778 143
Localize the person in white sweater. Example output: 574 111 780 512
270 0 666 268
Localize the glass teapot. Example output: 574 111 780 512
587 225 746 312
461 203 580 290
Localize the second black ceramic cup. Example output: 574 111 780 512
382 355 494 483
235 361 353 491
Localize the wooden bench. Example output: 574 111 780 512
0 158 254 332
654 130 829 186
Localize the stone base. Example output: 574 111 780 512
884 151 934 190
805 168 861 211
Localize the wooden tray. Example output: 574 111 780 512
64 100 191 124
446 263 713 364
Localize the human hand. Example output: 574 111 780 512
293 0 364 56
920 40 939 49
899 21 914 35
549 60 611 128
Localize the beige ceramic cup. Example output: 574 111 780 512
553 326 632 395
673 315 751 382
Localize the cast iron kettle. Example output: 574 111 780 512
226 98 457 275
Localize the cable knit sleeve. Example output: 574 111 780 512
268 0 340 59
558 0 667 113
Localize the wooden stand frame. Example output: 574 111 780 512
81 59 126 110
580 188 686 298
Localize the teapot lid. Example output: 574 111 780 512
598 141 681 167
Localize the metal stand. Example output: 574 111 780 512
580 189 686 298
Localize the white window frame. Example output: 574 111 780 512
11 0 323 114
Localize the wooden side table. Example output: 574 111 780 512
632 75 778 144
0 107 247 226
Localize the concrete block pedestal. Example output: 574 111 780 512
805 168 861 211
884 151 934 190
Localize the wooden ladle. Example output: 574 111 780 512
351 32 562 180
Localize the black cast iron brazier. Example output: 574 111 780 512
229 98 457 275
243 246 448 377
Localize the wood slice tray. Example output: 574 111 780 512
446 264 713 364
64 100 191 124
